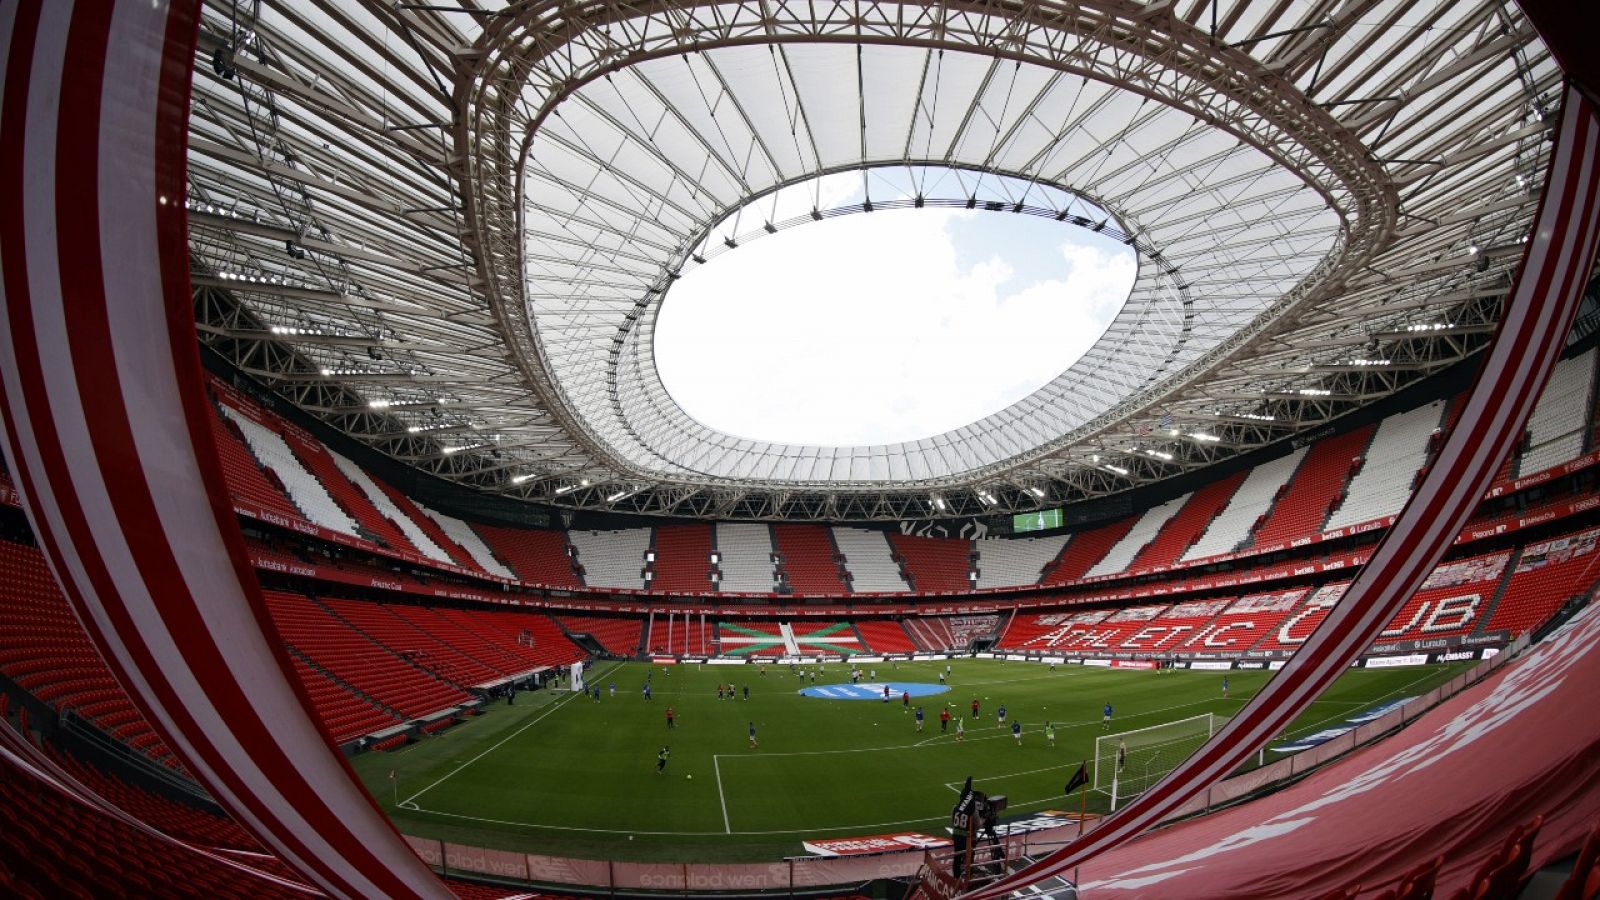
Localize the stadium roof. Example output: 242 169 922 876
190 0 1561 520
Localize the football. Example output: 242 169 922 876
686 774 693 780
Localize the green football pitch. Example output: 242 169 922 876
353 658 1469 863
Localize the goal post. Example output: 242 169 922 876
1094 713 1221 803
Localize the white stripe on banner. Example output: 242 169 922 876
967 83 1600 897
0 1 448 896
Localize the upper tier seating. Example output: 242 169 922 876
558 615 644 656
1486 528 1600 636
568 529 650 590
219 405 360 537
854 620 919 653
412 502 516 579
650 524 715 592
280 429 416 553
206 405 303 519
369 479 481 570
1249 426 1373 547
1324 400 1445 531
1044 518 1139 584
888 532 972 593
329 452 454 563
1087 493 1191 576
1129 473 1247 570
261 590 471 719
1518 348 1596 476
716 523 779 593
473 524 581 587
832 527 912 592
773 524 848 593
1183 447 1308 561
975 535 1068 589
0 539 178 766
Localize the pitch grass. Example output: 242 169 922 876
353 658 1470 863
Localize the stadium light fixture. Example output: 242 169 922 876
511 474 533 485
1104 463 1130 476
1186 432 1222 443
1029 487 1046 498
553 484 579 495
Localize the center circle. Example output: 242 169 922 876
798 681 953 700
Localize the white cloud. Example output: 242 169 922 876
655 208 1136 446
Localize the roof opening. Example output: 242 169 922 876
654 175 1137 447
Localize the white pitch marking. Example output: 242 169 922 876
398 661 622 807
714 754 731 833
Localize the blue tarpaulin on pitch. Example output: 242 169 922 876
799 682 952 701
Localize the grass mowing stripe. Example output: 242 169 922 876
400 660 624 808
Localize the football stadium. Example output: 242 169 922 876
2 1 1599 898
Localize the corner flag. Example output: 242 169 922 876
1064 762 1089 795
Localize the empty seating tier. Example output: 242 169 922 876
1517 348 1595 476
1487 528 1600 636
650 524 715 592
0 539 178 766
330 452 455 564
262 591 470 720
1043 517 1139 584
1250 426 1373 548
1183 447 1307 561
206 404 303 520
832 527 912 593
568 529 650 590
473 524 581 587
1128 472 1247 571
854 620 919 653
976 535 1069 589
559 615 644 656
1324 401 1445 531
716 523 779 593
1088 494 1190 577
1372 550 1511 647
279 428 416 553
773 524 848 594
219 404 360 537
889 532 972 593
413 503 517 579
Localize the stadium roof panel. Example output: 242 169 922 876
189 0 1560 519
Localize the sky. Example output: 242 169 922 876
653 181 1137 447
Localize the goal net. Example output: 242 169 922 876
1093 713 1221 801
